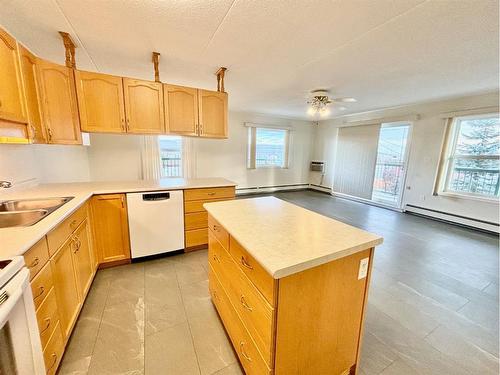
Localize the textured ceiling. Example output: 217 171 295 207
0 0 498 119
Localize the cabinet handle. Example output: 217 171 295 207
33 286 45 299
30 124 37 140
69 219 78 229
199 123 203 135
47 353 58 370
121 196 125 208
207 192 216 196
121 118 125 131
240 295 253 311
239 341 252 362
47 128 53 142
126 119 130 131
212 253 220 263
212 224 220 232
240 256 253 270
29 257 40 269
40 318 51 334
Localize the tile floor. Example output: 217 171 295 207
59 191 499 375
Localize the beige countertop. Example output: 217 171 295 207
204 196 383 279
0 178 235 258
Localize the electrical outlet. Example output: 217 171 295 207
358 257 370 280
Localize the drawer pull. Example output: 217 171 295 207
212 290 219 302
212 254 220 263
212 224 220 232
240 256 253 270
69 219 78 229
208 192 216 196
239 341 252 362
47 353 58 370
29 257 40 268
40 318 51 334
240 295 253 311
33 286 45 299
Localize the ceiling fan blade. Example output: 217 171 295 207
332 97 357 103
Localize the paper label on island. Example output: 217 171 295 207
358 257 370 280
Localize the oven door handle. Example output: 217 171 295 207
0 269 29 328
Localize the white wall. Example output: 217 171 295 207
0 143 90 188
312 92 500 224
87 111 314 189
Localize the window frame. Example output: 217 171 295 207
158 135 183 178
247 125 291 169
440 112 499 202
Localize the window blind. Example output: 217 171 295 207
333 124 381 199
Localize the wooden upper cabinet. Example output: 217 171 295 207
91 194 131 265
164 84 198 136
18 45 45 143
198 89 228 138
0 28 27 124
123 78 164 134
36 59 81 144
75 71 125 133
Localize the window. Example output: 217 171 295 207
247 126 290 168
442 114 499 199
159 135 182 177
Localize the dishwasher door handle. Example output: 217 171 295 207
142 192 170 201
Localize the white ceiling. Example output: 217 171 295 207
1 0 498 120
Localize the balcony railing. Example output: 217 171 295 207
372 162 404 203
449 167 500 196
161 150 181 177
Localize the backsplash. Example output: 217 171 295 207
0 144 91 189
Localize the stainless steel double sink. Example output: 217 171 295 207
0 197 74 228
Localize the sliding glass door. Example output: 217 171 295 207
371 123 411 208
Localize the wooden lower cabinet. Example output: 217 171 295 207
43 321 64 375
72 219 95 298
183 186 235 251
91 194 131 265
208 214 374 375
50 238 81 339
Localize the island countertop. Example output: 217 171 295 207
204 196 383 279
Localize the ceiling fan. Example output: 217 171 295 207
307 89 356 116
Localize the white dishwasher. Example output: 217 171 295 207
127 190 185 259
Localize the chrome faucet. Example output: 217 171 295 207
0 181 12 188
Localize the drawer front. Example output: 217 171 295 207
209 266 271 375
47 203 87 255
24 237 50 280
36 287 60 350
185 212 208 230
184 198 227 214
184 187 235 201
230 237 275 306
43 321 64 375
209 233 274 365
208 215 229 250
185 228 208 248
31 262 54 310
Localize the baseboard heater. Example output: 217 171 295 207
309 184 332 194
236 183 309 195
405 204 499 234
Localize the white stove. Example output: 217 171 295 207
0 256 45 374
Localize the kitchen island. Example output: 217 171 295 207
204 196 383 375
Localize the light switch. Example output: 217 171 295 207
358 257 370 280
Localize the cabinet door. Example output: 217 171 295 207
198 89 227 138
75 70 125 133
73 219 94 298
91 194 131 264
0 27 27 123
123 78 164 134
37 59 81 144
51 240 81 339
18 45 45 143
164 84 198 136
